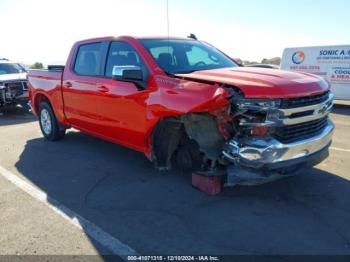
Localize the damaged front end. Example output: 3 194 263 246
151 86 334 186
222 91 334 185
0 81 29 109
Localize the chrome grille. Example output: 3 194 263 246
22 81 28 90
281 91 330 109
274 116 329 143
5 82 24 97
4 81 28 100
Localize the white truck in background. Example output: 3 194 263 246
281 45 350 100
0 58 29 111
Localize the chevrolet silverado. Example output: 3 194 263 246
28 36 334 185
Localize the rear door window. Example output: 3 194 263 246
74 42 103 76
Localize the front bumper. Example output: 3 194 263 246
226 145 329 186
223 119 334 170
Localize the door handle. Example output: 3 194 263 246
97 85 109 93
65 82 72 88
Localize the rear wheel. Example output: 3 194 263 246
39 102 65 141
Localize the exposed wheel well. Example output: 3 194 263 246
151 113 225 171
151 117 183 170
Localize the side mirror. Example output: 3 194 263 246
112 65 143 82
112 65 146 90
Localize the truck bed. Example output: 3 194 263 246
28 69 65 120
28 69 63 92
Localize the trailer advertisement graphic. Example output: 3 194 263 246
292 51 305 64
281 45 350 99
317 49 350 61
330 66 350 83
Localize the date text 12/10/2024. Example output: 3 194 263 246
127 256 220 261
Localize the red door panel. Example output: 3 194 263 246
62 76 101 132
95 78 150 151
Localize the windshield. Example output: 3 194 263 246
0 63 26 75
140 39 238 74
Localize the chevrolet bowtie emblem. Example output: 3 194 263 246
319 104 328 114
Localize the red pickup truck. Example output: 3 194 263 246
28 36 334 185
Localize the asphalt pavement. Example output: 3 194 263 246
0 104 350 256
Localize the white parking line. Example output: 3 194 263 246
0 165 137 258
330 147 350 153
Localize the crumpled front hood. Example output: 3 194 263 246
0 72 27 82
176 67 329 98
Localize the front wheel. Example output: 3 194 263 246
175 139 204 172
39 102 65 141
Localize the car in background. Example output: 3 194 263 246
0 58 29 111
246 64 280 69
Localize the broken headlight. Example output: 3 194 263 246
236 98 281 110
234 98 282 129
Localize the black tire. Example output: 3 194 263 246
38 102 65 141
175 139 203 172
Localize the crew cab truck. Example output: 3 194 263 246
28 36 334 185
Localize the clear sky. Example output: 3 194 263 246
1 0 349 65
